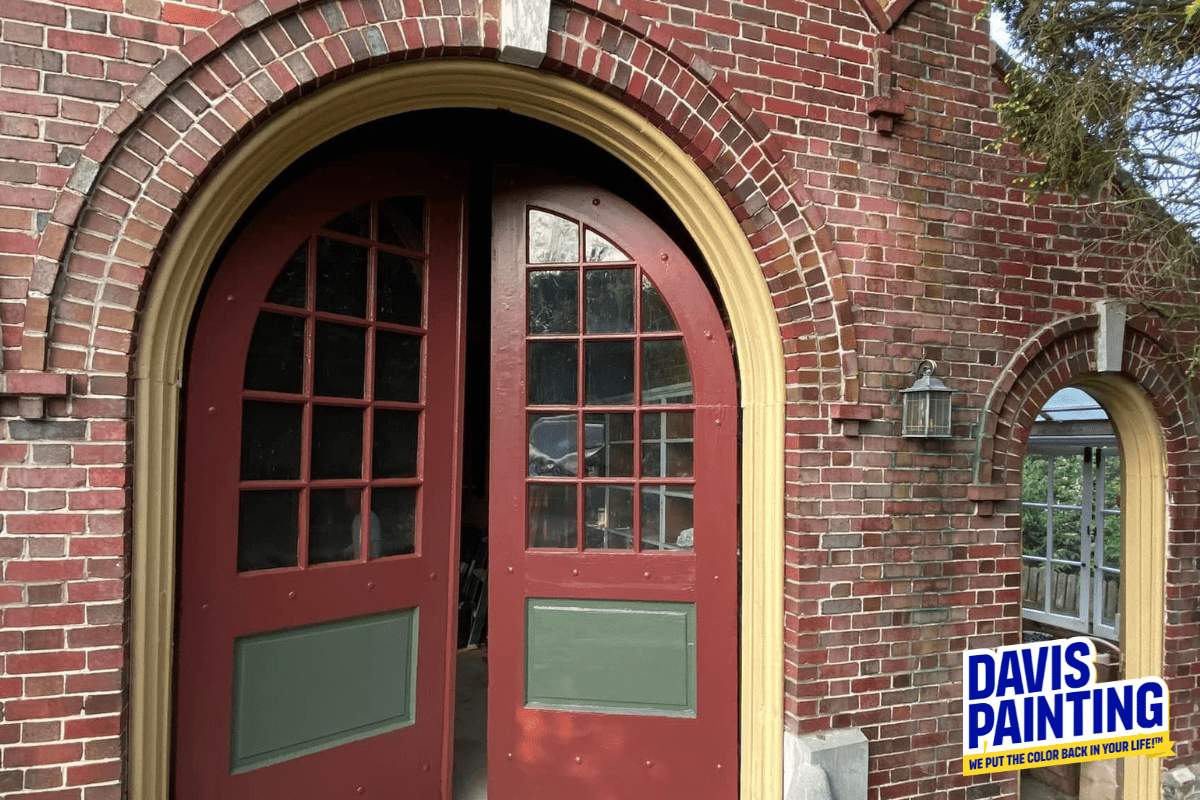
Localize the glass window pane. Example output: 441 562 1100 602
314 322 366 398
1021 557 1046 611
265 243 307 308
1021 505 1048 558
377 251 423 327
1102 450 1122 510
1048 562 1081 616
584 484 634 550
323 203 371 239
1099 572 1120 628
1051 508 1082 561
641 339 692 404
641 276 678 332
240 400 302 481
238 490 299 572
528 209 578 264
640 485 693 551
584 229 630 262
585 340 634 405
583 413 634 477
528 342 577 406
244 312 305 394
585 269 634 333
378 196 425 251
528 413 577 477
311 406 363 480
642 411 693 477
370 487 417 558
1021 456 1049 504
309 488 360 564
375 330 422 402
528 484 577 548
373 409 419 479
1102 511 1121 568
527 270 578 334
315 237 368 318
1052 454 1082 506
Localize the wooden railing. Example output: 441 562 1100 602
1022 562 1119 622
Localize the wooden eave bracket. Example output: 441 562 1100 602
967 483 1016 517
829 403 874 437
0 371 71 419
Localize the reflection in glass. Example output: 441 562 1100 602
584 229 630 262
373 409 419 478
528 413 577 477
266 244 307 308
641 276 678 332
311 406 363 480
641 485 693 551
1048 562 1082 616
1102 512 1121 568
642 339 692 404
585 484 634 550
527 270 578 334
528 484 577 548
528 209 579 264
374 330 422 403
1021 506 1048 557
1099 572 1120 628
377 252 423 327
1021 456 1049 504
370 487 417 558
323 203 371 239
528 342 578 405
314 322 366 398
1051 508 1082 561
585 269 635 333
585 340 634 405
583 413 634 477
315 237 368 318
1022 557 1046 610
240 401 302 481
642 411 693 477
244 312 305 394
238 490 299 571
309 488 360 564
379 196 425 251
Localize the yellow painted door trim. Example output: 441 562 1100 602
1072 375 1167 800
132 60 785 800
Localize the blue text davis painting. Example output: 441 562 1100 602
962 637 1172 775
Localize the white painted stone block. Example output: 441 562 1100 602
1095 299 1127 373
499 0 551 68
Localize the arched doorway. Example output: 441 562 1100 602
1014 374 1167 800
157 101 758 800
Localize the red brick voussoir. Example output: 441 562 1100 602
21 0 860 406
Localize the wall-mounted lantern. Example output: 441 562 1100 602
901 360 953 438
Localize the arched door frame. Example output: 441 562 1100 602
1070 374 1166 800
132 61 786 800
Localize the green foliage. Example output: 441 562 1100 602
990 0 1200 367
1021 452 1121 569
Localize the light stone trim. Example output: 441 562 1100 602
133 60 785 800
499 0 551 68
1095 300 1128 372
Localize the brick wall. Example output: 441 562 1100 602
0 0 1197 798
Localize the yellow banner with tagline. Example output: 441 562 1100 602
964 733 1175 775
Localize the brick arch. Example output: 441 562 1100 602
975 314 1200 488
23 0 859 402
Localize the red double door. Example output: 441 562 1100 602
176 154 738 800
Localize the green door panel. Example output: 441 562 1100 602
230 608 419 773
524 598 696 716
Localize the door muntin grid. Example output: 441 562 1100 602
523 208 695 554
236 198 429 573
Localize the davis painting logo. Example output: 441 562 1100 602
963 637 1172 775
